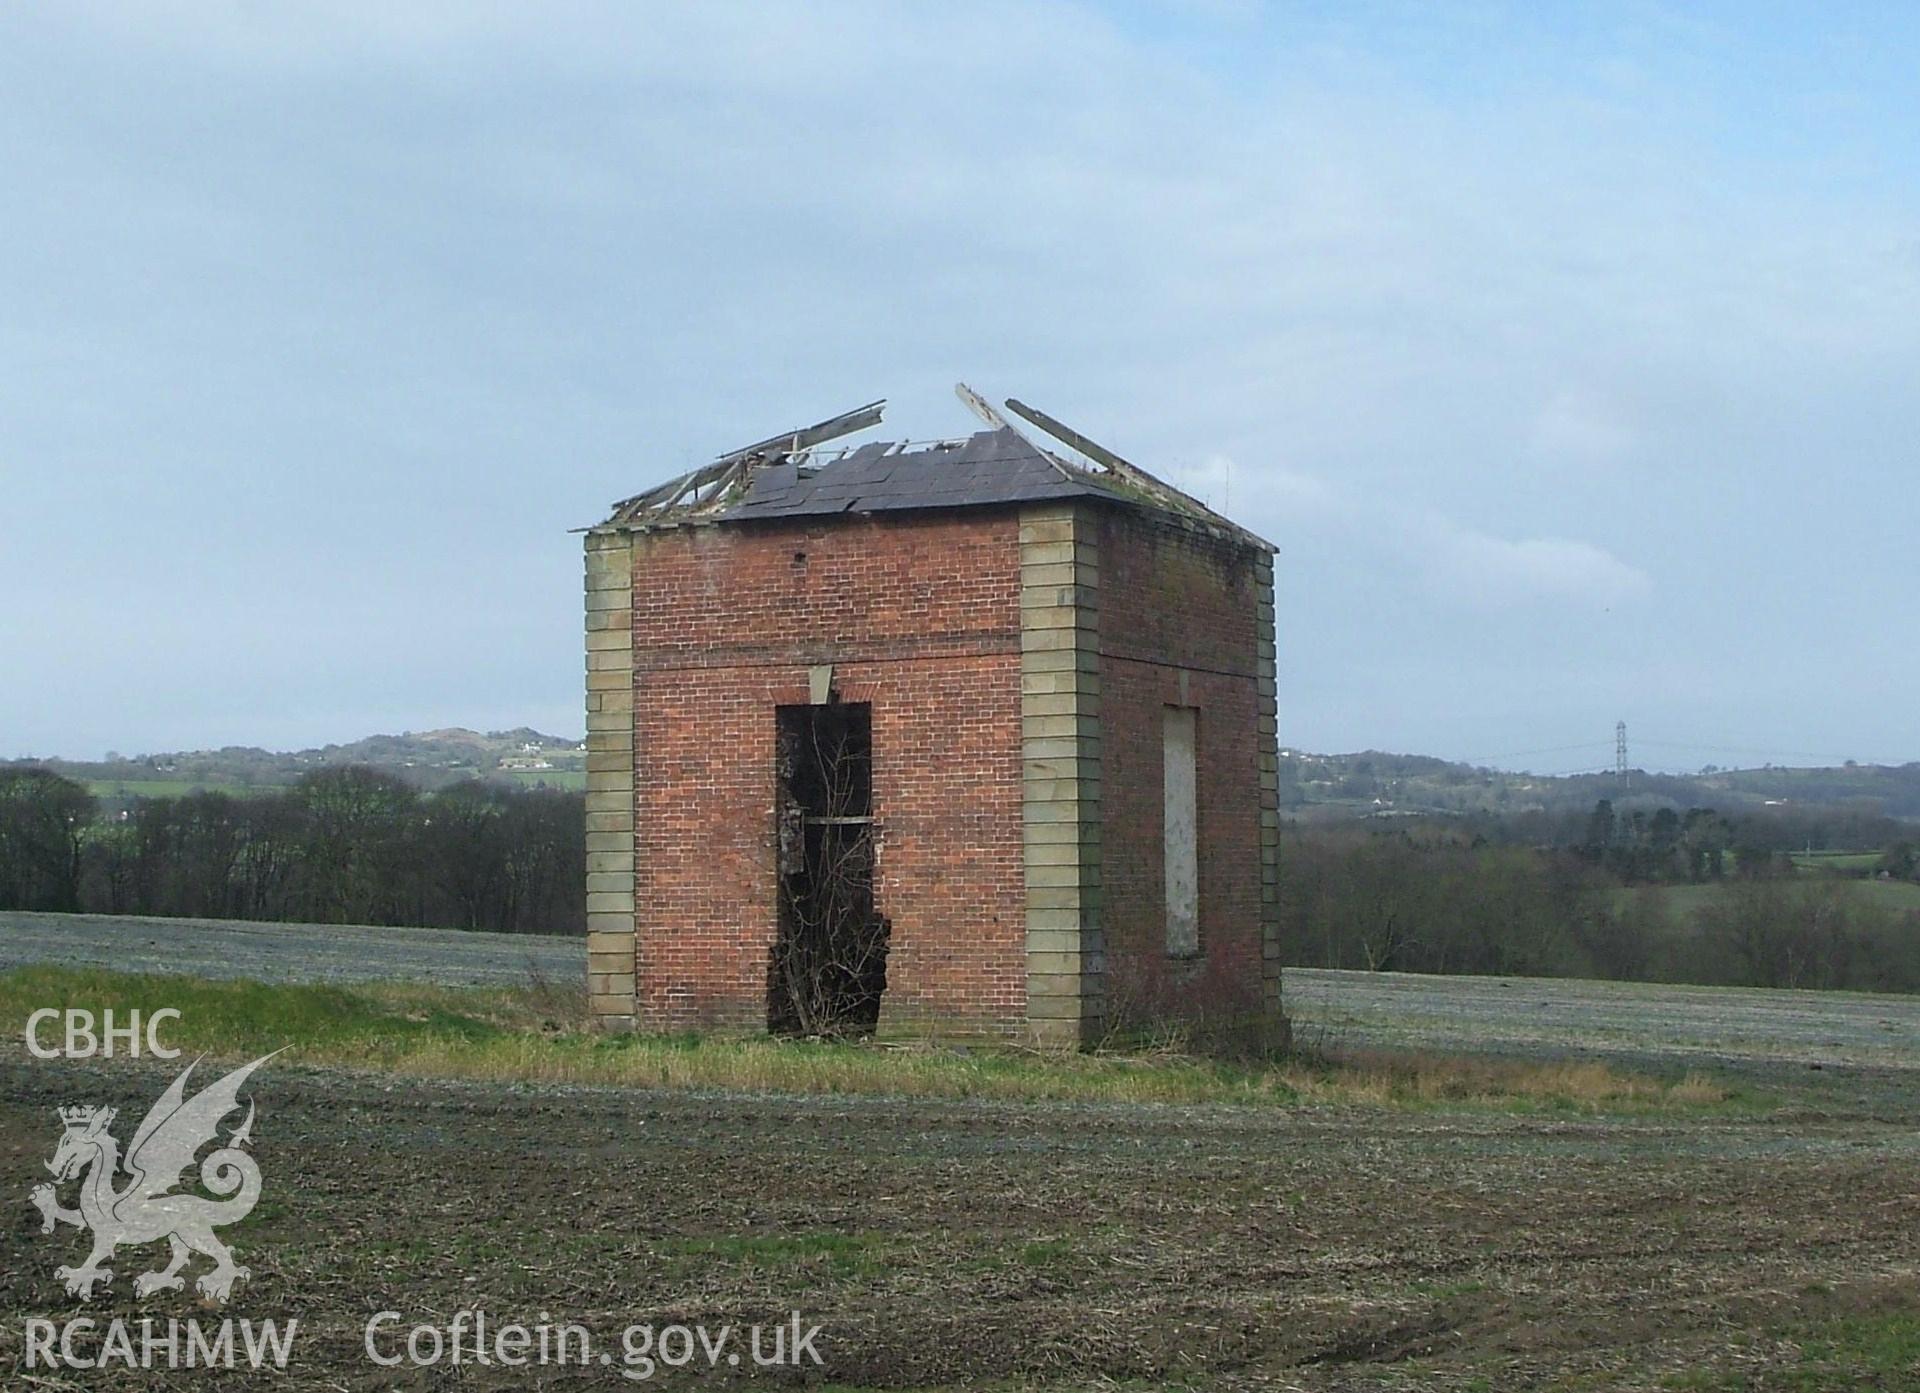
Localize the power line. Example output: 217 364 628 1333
1633 737 1888 765
1455 724 1910 777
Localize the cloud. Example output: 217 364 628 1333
1417 525 1652 607
1250 459 1339 513
1223 456 1652 609
0 2 1913 761
1527 389 1637 466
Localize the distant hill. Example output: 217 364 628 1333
10 727 1917 825
1283 749 1920 822
8 728 586 799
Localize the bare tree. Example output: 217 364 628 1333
770 706 889 1036
0 768 94 911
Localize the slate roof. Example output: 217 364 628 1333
596 410 1274 551
718 429 1132 521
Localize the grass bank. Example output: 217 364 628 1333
0 965 1750 1114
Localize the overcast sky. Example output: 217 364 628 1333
3 2 1915 772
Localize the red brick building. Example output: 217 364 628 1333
583 398 1283 1047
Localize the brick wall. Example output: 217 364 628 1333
1091 508 1276 1034
621 511 1029 1034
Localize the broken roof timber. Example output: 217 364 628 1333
1003 398 1274 551
593 391 1274 551
709 399 886 466
954 382 1092 491
604 399 887 527
953 381 1011 432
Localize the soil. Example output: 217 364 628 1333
4 1048 1919 1389
0 910 580 988
3 913 1919 1388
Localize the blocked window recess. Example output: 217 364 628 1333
770 702 890 1036
1164 705 1199 958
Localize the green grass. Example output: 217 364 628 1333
1620 878 1920 919
1659 1298 1920 1391
0 965 1752 1115
1854 878 1920 912
7 966 509 1059
498 768 587 790
1785 1310 1920 1389
87 772 590 798
86 779 276 799
1790 851 1885 872
1620 882 1716 915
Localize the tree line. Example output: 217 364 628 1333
0 765 583 935
1281 807 1920 993
10 763 1918 992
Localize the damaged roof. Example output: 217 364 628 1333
720 429 1132 520
596 392 1274 550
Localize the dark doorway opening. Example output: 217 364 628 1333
770 702 888 1036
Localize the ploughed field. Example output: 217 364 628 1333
0 909 582 987
2 911 1919 1389
6 909 1918 1083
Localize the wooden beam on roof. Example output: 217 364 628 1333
711 399 886 465
953 382 1010 431
954 383 1091 483
1004 396 1256 540
607 399 886 524
1004 398 1159 490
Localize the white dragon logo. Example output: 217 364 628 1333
28 1053 278 1303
